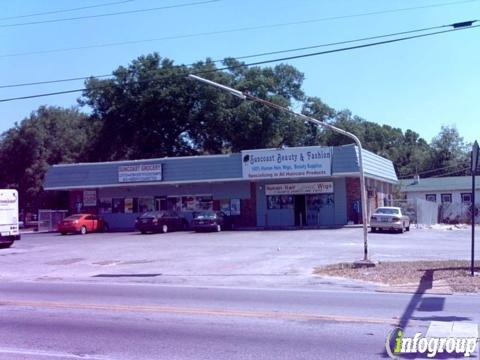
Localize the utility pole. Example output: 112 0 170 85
189 74 372 265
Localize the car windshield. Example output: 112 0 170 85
375 208 400 215
64 215 83 220
140 211 165 218
195 211 217 219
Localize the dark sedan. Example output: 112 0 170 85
192 211 231 232
135 211 187 234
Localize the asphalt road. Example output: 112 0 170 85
3 226 478 289
0 282 479 359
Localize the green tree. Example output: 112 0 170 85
0 106 93 211
428 125 469 176
80 53 309 158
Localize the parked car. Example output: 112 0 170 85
192 211 231 232
370 206 410 233
58 214 109 235
135 211 187 234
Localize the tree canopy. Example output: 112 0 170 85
0 53 470 210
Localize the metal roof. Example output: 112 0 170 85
399 176 480 192
44 144 398 190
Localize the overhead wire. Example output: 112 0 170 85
431 166 471 177
0 0 134 21
0 22 458 89
399 161 470 179
0 23 479 103
1 0 478 57
0 0 220 28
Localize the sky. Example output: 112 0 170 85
1 0 479 145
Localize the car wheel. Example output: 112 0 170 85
60 232 67 235
140 230 146 235
162 224 168 233
0 241 13 249
406 224 410 231
371 227 376 233
216 224 221 232
80 226 87 235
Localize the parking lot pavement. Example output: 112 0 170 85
1 226 477 289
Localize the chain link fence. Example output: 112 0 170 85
393 199 480 225
37 209 68 232
393 198 439 226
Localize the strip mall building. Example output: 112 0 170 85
44 145 398 230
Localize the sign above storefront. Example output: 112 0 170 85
118 163 162 183
83 190 97 206
265 182 334 195
241 146 332 180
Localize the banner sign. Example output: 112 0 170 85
265 182 334 195
118 163 162 183
83 190 97 206
241 146 332 180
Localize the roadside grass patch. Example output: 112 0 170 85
314 260 480 293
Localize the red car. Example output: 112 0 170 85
58 214 109 235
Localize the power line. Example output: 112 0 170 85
1 0 477 57
399 161 470 178
0 23 455 89
1 23 478 103
0 0 220 28
0 0 134 21
431 166 470 177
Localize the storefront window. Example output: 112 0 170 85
267 195 294 210
230 198 241 215
124 198 134 213
99 198 112 214
197 196 213 211
181 196 197 211
138 197 154 213
112 198 124 213
220 199 231 215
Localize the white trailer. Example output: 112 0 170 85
0 189 20 248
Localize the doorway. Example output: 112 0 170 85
294 195 306 227
154 197 167 211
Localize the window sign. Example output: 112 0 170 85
124 198 133 213
181 196 197 211
220 199 231 215
267 195 294 210
241 146 332 180
265 182 333 195
118 163 162 183
230 199 241 215
83 190 97 207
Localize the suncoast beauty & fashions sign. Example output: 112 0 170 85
241 146 332 180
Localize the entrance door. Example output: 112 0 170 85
294 195 306 227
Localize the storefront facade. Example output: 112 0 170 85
44 144 397 230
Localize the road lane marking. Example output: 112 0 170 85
0 347 111 359
0 299 408 326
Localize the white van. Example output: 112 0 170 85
0 189 20 248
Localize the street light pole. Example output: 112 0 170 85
189 74 371 263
